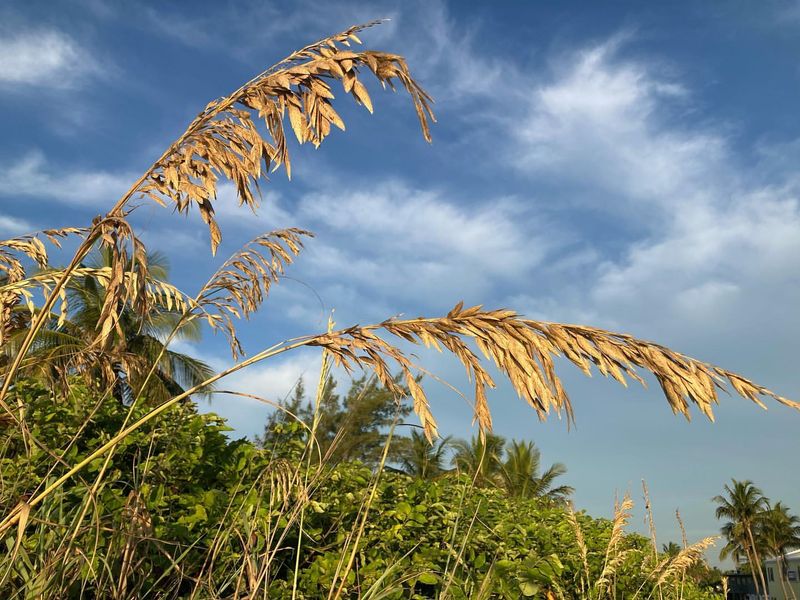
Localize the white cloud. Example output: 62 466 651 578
167 339 325 405
301 181 539 271
594 192 800 299
211 182 295 229
289 180 554 309
0 151 132 208
169 338 329 437
220 350 324 402
0 28 102 88
589 189 800 351
503 36 800 379
189 175 557 321
513 38 727 222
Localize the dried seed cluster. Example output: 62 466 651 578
196 228 312 358
0 228 86 344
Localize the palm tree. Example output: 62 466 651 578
499 440 573 504
761 502 800 600
398 430 451 479
714 479 770 598
719 521 749 566
662 541 682 558
452 433 505 486
4 248 213 404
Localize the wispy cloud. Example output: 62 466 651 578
221 350 323 402
0 213 33 237
384 1 513 104
273 178 559 321
511 37 722 218
137 0 348 57
135 0 508 107
168 338 321 402
0 28 103 89
299 181 545 275
194 172 560 322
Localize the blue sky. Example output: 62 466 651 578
2 0 800 567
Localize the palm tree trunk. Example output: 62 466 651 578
747 525 769 599
746 545 764 599
781 555 797 600
776 554 791 600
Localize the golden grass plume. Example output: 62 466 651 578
131 21 434 255
303 303 799 441
654 537 718 586
593 494 634 596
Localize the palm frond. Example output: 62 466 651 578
5 266 194 337
536 463 573 500
145 311 202 342
162 348 216 398
545 484 575 502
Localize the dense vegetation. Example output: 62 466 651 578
0 377 725 599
